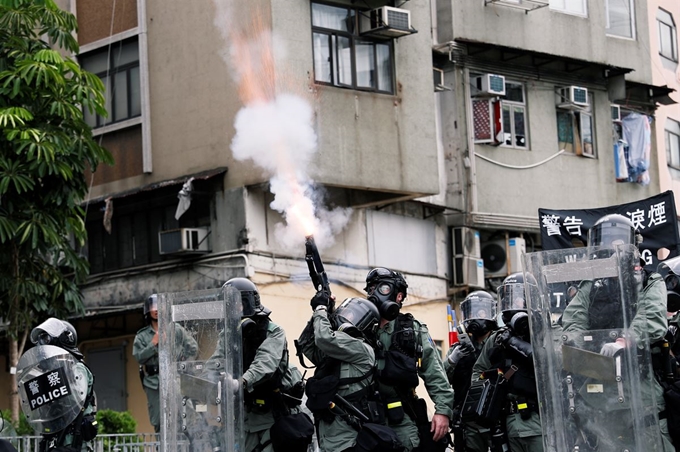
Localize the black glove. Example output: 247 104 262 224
310 291 330 310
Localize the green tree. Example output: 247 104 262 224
0 0 113 423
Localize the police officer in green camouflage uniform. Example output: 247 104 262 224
210 278 304 452
444 291 498 452
472 273 543 452
364 268 454 451
30 318 97 452
299 295 383 452
133 294 198 433
562 214 674 451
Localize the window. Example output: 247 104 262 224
79 38 141 128
606 0 635 39
549 0 587 16
556 89 595 157
658 9 678 62
501 82 528 149
312 2 394 94
86 185 211 274
666 119 680 171
472 79 528 149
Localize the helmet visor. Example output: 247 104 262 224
460 298 496 322
30 318 66 345
588 222 635 247
498 283 526 312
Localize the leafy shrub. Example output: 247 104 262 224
0 409 34 436
95 409 137 434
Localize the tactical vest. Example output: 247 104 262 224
450 344 479 408
305 356 376 423
588 268 648 331
488 328 538 401
377 313 422 389
243 317 285 413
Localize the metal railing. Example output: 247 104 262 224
0 433 161 452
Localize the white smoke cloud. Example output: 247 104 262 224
213 2 352 252
231 94 352 251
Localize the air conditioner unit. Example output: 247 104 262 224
453 256 485 288
559 86 589 107
159 228 210 255
452 227 481 258
451 227 484 287
360 6 414 38
473 74 506 97
611 104 622 122
481 237 526 278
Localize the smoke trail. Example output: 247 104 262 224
213 2 351 252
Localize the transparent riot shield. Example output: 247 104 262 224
159 286 244 452
16 345 88 435
524 245 663 452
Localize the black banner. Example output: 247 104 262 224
539 191 680 269
24 366 71 411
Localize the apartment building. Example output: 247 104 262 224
434 0 673 293
0 0 452 431
649 0 680 212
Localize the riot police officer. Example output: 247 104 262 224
562 214 674 451
211 278 307 452
471 273 543 452
133 294 198 433
364 267 454 451
19 318 97 452
445 290 498 451
301 295 401 452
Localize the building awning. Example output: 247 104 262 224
624 81 677 106
84 167 228 206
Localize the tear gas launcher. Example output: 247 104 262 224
305 235 334 313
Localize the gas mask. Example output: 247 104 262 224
367 281 400 321
507 311 529 339
465 319 494 339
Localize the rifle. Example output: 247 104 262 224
305 235 334 312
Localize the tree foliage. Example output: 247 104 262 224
0 0 113 341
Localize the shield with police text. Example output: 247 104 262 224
524 245 663 452
159 286 244 452
17 345 88 435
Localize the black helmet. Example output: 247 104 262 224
461 291 498 337
658 256 680 312
331 297 380 339
223 277 271 317
144 294 158 323
30 318 82 360
588 214 636 248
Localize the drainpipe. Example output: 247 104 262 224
462 66 478 215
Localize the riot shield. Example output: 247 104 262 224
159 286 244 452
524 245 663 452
16 345 88 435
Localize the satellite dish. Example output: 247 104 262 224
482 241 507 273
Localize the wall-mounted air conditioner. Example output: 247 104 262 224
559 86 589 107
473 74 506 97
159 228 210 255
360 6 414 38
451 227 484 288
611 104 622 122
481 236 526 278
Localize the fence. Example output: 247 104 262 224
0 433 160 452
